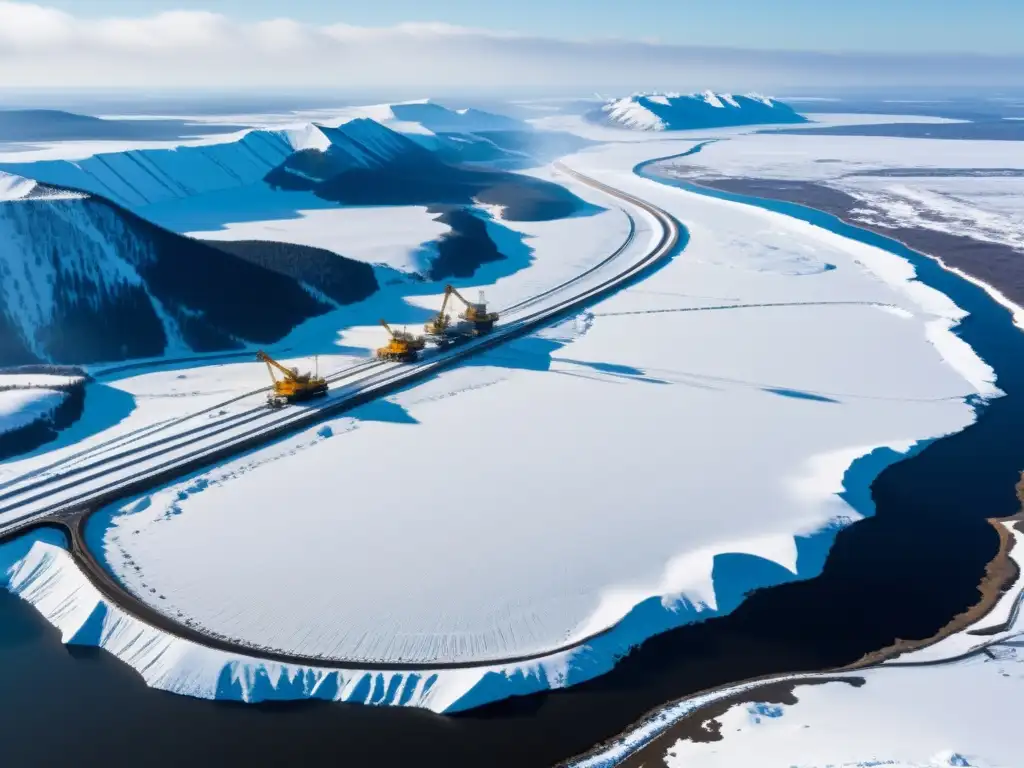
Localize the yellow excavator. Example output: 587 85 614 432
256 350 328 407
425 284 499 338
424 287 454 337
376 319 426 362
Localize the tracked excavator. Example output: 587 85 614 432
256 350 328 407
424 285 499 339
376 319 426 362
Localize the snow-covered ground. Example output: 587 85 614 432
177 195 450 274
0 352 358 487
842 175 1024 253
0 389 65 434
56 140 987 682
669 131 1024 180
663 132 1024 255
0 109 1014 716
528 111 968 144
568 520 1024 768
0 373 82 389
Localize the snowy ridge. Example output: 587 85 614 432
0 171 35 201
594 91 804 132
0 119 421 211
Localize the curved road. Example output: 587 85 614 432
2 161 682 672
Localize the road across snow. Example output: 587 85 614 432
70 141 988 674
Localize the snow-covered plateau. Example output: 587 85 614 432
0 125 1000 713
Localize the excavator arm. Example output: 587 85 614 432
256 350 298 382
445 284 471 310
379 319 395 337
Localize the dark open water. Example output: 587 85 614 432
1 163 1021 767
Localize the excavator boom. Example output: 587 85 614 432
256 350 299 382
255 350 328 406
443 284 499 333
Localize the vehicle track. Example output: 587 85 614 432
1 191 636 498
0 359 384 502
1 162 682 672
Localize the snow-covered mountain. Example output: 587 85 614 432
591 91 807 131
264 120 591 220
326 99 527 135
0 115 597 366
388 100 526 133
0 175 373 366
0 117 577 217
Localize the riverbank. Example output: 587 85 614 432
1 150 1022 768
675 174 1024 329
587 510 1023 768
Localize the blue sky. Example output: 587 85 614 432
38 0 1024 54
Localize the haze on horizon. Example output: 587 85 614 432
0 0 1022 91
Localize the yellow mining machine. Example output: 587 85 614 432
376 319 426 362
256 350 328 407
424 286 455 338
426 284 499 338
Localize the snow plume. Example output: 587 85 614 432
2 3 1024 88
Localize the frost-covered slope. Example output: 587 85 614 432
0 129 296 209
334 100 526 134
0 181 333 366
390 101 525 133
0 389 65 434
592 91 807 131
0 118 588 224
0 119 430 211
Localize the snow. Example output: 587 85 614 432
842 177 1024 253
185 199 450 274
70 140 987 677
597 92 804 132
0 373 82 389
0 389 65 434
0 171 35 200
568 521 1024 768
0 115 1010 711
0 120 414 212
701 90 725 109
601 99 666 131
0 528 505 711
0 351 359 490
663 131 1024 181
658 130 1024 328
0 194 154 359
661 620 1023 768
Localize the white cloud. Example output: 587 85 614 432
0 1 1021 89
